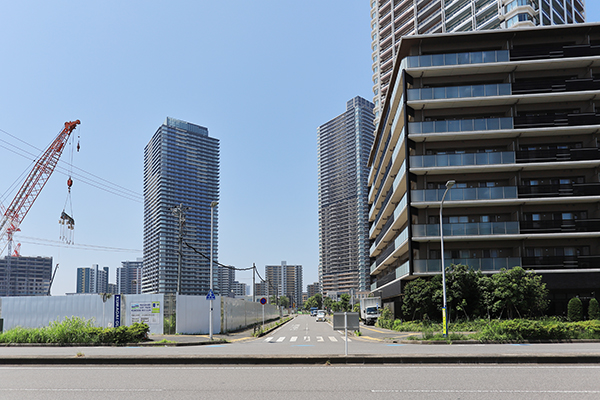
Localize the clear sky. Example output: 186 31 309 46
1 2 600 296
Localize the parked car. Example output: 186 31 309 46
316 310 326 322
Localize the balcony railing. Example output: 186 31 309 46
413 257 522 273
516 148 600 163
371 261 410 289
412 186 518 202
514 113 600 128
404 50 509 68
411 151 515 168
412 221 519 237
518 183 600 198
520 219 600 233
409 117 513 134
413 257 521 273
522 255 600 269
407 83 511 101
371 227 409 273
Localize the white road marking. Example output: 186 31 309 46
290 336 298 342
328 336 338 342
276 337 285 342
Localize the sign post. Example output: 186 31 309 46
333 312 359 356
260 297 267 328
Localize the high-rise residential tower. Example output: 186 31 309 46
142 117 220 295
370 0 586 119
368 23 600 316
318 97 375 297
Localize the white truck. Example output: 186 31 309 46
359 297 381 325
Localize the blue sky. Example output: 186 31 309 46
1 2 599 295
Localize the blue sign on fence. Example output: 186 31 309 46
114 294 121 327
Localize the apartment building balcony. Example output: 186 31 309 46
411 151 515 168
409 117 513 135
513 77 600 95
412 221 520 237
405 50 509 69
370 226 409 275
522 255 600 269
516 148 600 163
408 83 511 101
518 183 600 198
370 261 410 291
520 219 600 234
370 193 408 254
514 113 600 129
412 186 518 203
413 257 522 273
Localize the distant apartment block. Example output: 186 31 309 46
0 256 52 296
265 261 303 308
117 259 143 294
306 282 321 298
76 265 109 294
318 97 374 296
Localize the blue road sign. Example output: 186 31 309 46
206 289 216 300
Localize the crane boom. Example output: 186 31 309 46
0 120 80 255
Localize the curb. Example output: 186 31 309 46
1 353 600 365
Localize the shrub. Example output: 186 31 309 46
567 297 583 322
588 298 600 320
0 317 149 344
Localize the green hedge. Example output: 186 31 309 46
0 317 149 344
476 319 600 342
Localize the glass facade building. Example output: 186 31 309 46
368 23 600 316
318 97 375 296
370 0 586 119
142 117 220 295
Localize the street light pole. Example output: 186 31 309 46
440 180 455 338
209 200 218 340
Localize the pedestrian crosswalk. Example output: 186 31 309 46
263 335 351 343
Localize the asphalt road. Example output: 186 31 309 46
1 364 599 400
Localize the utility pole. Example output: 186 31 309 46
252 263 256 303
171 203 189 295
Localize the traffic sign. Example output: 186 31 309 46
206 289 216 300
259 297 267 305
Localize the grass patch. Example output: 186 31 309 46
0 317 149 345
252 317 292 337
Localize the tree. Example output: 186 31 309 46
401 277 439 320
567 297 583 322
279 295 290 309
303 293 322 310
323 296 334 312
487 267 548 319
589 298 600 320
338 294 351 312
445 264 483 321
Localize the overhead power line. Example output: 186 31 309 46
0 127 143 204
17 235 141 253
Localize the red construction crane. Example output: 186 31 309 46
0 120 80 256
